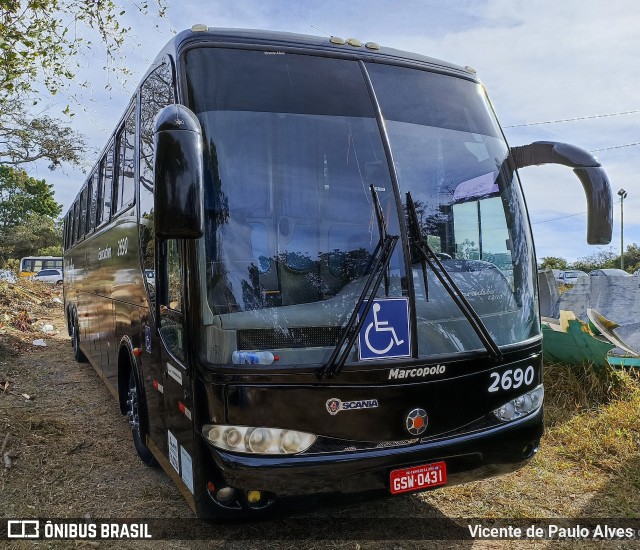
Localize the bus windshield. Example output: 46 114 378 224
185 48 538 365
366 63 539 358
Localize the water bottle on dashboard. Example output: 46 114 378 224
232 350 276 365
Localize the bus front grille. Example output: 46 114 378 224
237 327 342 350
303 437 419 455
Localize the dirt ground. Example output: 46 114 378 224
1 282 638 549
0 284 188 511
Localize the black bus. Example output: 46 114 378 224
63 27 613 517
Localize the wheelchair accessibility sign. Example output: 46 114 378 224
358 298 411 361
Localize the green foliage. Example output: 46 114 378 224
568 244 640 274
1 257 18 271
0 1 166 106
540 256 568 270
37 244 62 256
0 1 165 169
0 213 62 260
571 248 618 273
457 238 478 260
621 243 640 273
0 166 61 261
540 245 640 275
0 165 61 227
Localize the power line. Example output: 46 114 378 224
531 211 586 225
504 109 640 128
589 142 640 153
532 200 622 225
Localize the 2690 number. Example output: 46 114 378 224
488 366 535 393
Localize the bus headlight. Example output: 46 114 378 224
203 424 316 455
493 384 544 422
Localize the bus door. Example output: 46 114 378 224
158 239 196 497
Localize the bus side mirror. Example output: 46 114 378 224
153 105 204 239
510 141 613 245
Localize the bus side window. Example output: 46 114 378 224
88 171 99 232
63 213 69 250
71 202 78 246
100 143 114 224
116 106 136 210
114 127 124 212
78 189 87 242
66 212 72 249
85 176 94 235
159 240 184 362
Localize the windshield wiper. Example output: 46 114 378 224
371 184 392 296
319 186 398 379
406 192 503 361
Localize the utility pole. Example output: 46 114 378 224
618 189 627 270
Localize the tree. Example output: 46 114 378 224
0 1 165 169
622 243 640 273
0 214 62 260
37 244 63 256
0 98 87 169
1 1 166 105
571 248 617 273
540 256 568 270
0 165 62 262
0 166 61 228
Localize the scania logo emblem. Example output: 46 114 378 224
326 397 379 415
406 408 428 435
326 398 342 415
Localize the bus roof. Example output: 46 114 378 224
158 27 477 82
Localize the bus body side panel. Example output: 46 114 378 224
97 297 115 377
70 209 149 401
75 247 89 351
162 355 197 500
63 250 79 330
153 361 199 511
111 215 145 391
81 295 99 367
113 301 140 385
141 308 168 454
82 232 103 368
77 226 111 379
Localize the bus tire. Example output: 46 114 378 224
128 368 158 467
72 315 88 363
66 308 73 338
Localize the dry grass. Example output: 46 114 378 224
542 361 639 426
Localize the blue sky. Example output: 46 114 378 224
24 0 640 263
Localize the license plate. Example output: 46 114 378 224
389 461 447 494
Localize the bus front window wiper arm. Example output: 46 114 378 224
319 235 398 379
319 186 398 379
406 192 503 361
370 184 391 296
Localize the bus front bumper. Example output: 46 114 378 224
205 408 543 499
